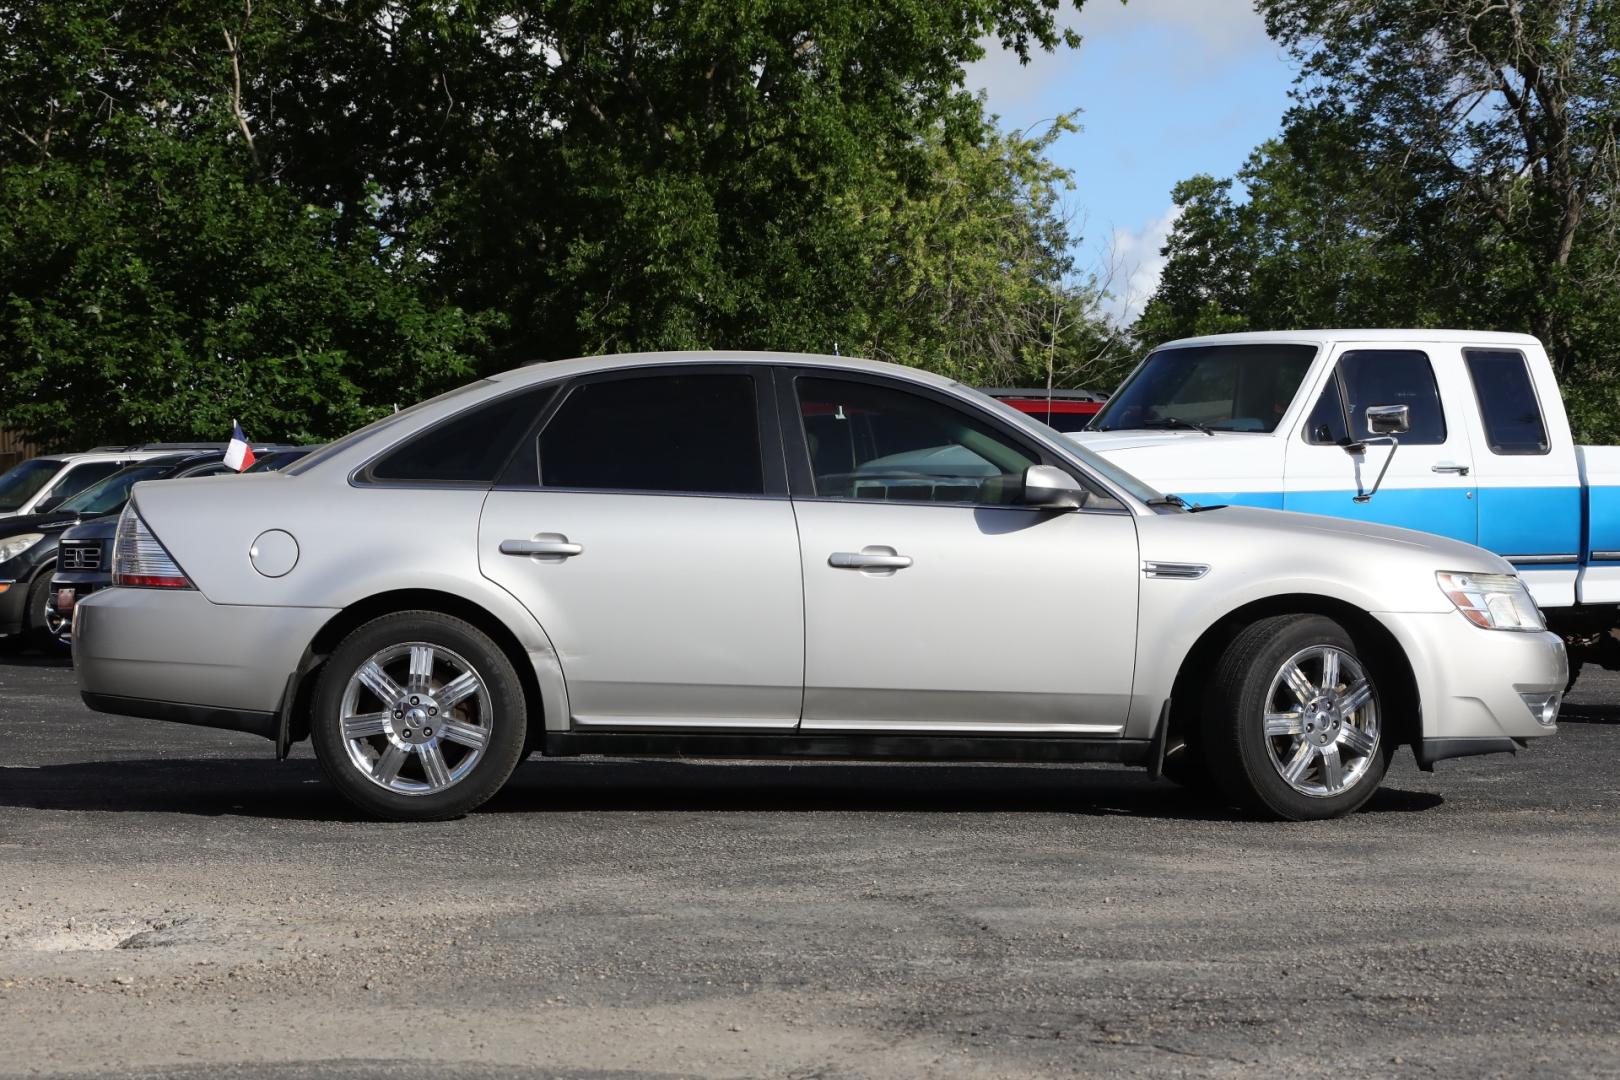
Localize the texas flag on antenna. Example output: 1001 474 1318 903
224 420 257 472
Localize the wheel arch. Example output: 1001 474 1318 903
1166 593 1421 756
287 588 552 748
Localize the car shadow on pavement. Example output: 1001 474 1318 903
0 651 73 668
0 757 1443 822
1559 701 1620 725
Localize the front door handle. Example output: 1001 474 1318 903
829 549 913 570
1431 462 1471 476
500 537 584 558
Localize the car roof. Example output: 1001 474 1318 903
1154 329 1544 349
492 350 963 392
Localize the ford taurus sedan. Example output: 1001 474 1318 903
72 352 1566 821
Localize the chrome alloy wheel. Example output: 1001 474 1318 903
1262 645 1379 798
339 642 493 796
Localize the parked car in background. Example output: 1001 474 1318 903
1 449 267 649
48 445 316 644
243 446 321 473
1072 330 1620 684
74 351 1564 823
0 445 218 520
983 387 1107 433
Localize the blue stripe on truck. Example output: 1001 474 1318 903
1175 485 1586 559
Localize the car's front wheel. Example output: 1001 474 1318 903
1201 614 1394 820
310 611 527 821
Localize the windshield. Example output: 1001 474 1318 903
0 458 65 512
1092 343 1319 434
58 464 172 516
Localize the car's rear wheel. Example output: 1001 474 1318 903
310 611 526 821
1201 614 1394 820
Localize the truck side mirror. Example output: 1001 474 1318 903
1365 404 1410 436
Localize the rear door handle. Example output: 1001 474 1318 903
829 550 912 570
500 537 584 557
1431 463 1470 475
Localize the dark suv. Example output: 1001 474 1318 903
0 453 232 650
47 446 313 645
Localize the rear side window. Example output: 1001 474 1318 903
369 385 555 483
1464 348 1549 455
1338 350 1447 445
539 374 763 495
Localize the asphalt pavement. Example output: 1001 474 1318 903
1 654 1618 1079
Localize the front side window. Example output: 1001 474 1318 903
1092 343 1318 434
1337 349 1447 444
1304 373 1350 444
796 377 1038 505
1464 348 1549 455
369 385 556 483
539 374 763 495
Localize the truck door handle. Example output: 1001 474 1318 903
1431 463 1470 476
500 537 584 557
829 550 912 570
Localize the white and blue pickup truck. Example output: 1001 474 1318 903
1072 329 1620 679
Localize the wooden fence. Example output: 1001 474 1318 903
0 428 39 473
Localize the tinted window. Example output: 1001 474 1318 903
0 458 64 512
539 374 762 495
1305 375 1349 444
59 464 174 515
1092 343 1317 433
797 377 1037 505
1465 348 1549 455
1339 350 1447 445
37 461 126 511
371 386 555 483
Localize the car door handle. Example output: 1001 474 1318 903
499 538 584 557
829 551 913 570
1431 463 1471 476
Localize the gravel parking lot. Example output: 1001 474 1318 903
1 655 1618 1079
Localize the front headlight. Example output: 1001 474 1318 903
0 533 44 564
1436 571 1545 631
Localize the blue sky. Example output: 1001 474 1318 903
965 0 1298 321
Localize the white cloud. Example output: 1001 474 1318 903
966 0 1270 111
1101 203 1184 324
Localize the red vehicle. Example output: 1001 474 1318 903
982 387 1107 433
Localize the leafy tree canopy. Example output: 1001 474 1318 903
0 0 1117 448
1135 0 1620 439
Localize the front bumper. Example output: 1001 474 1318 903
0 576 27 636
74 588 336 737
1373 609 1567 750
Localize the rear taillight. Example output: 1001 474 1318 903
112 503 193 589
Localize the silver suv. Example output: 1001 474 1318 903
72 352 1566 821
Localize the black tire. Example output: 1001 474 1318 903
310 610 527 821
1201 614 1396 821
23 573 63 652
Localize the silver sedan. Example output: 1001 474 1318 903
73 352 1566 820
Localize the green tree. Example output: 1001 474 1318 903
1136 0 1620 436
1 0 1111 448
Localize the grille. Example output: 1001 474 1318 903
60 541 103 571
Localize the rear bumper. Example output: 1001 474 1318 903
73 587 335 719
80 691 279 741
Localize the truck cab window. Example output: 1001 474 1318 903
1337 350 1447 445
1305 375 1349 444
1464 348 1549 455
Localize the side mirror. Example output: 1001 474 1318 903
1023 464 1086 510
1365 404 1410 435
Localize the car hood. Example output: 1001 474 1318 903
0 510 87 538
59 516 121 542
1070 429 1268 453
